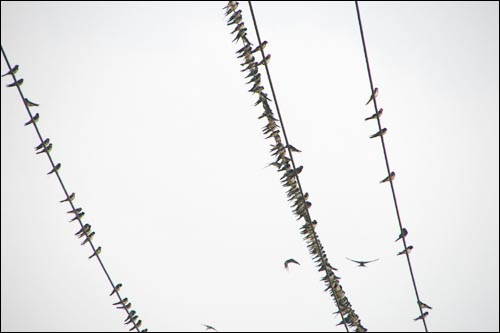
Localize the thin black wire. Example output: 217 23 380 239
353 2 429 331
247 2 352 331
1 44 141 333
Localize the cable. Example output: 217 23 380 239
354 2 429 331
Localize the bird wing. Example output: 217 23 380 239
346 257 362 264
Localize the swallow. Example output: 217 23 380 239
249 85 264 94
47 163 61 175
75 223 91 236
226 8 241 20
241 55 255 66
246 72 261 84
89 246 101 259
244 67 258 79
369 128 387 139
129 320 142 331
117 302 131 310
413 311 428 321
110 283 122 296
227 11 242 25
231 22 244 35
81 231 95 245
364 108 383 121
284 258 300 269
36 143 52 154
235 44 251 55
124 310 136 322
397 245 413 256
60 192 75 203
70 211 85 222
141 329 148 332
395 228 408 242
24 113 40 126
35 138 50 151
67 207 83 214
365 87 378 105
380 171 395 183
113 298 128 306
286 144 301 153
223 1 238 11
125 315 138 325
1 65 19 77
251 41 268 54
257 54 271 66
346 258 379 267
202 324 218 331
418 300 433 310
24 98 39 107
232 28 247 43
6 78 24 87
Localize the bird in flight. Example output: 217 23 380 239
346 258 379 267
365 108 383 121
413 311 429 321
380 171 396 183
2 64 19 77
6 78 23 87
202 324 218 331
365 87 378 105
88 246 101 259
284 258 300 270
369 128 387 139
24 98 39 107
47 163 61 175
397 245 413 256
60 192 75 203
24 113 39 126
395 228 408 242
418 300 433 310
110 283 122 296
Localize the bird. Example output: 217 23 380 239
202 324 218 331
365 87 378 105
231 22 244 35
257 54 271 66
113 298 128 306
6 78 24 87
124 310 136 322
110 283 122 296
60 192 75 203
67 207 83 214
364 108 383 121
129 320 142 331
24 113 39 126
418 300 433 310
380 171 396 183
75 224 91 236
117 302 131 310
286 144 301 153
2 64 19 77
88 246 101 259
395 228 408 242
35 138 50 151
251 40 268 54
36 143 52 154
346 258 379 267
397 245 413 256
413 311 429 321
70 211 85 222
81 231 95 245
125 315 138 325
369 128 387 139
284 258 300 269
24 98 39 107
47 163 61 175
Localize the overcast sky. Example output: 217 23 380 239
1 1 499 332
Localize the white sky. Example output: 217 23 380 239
1 1 499 332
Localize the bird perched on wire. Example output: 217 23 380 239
397 245 413 256
395 228 408 242
35 138 50 151
251 40 268 54
75 223 91 236
125 315 138 325
24 113 39 126
1 64 19 77
369 128 387 139
24 98 39 107
113 298 128 306
257 54 271 66
413 311 428 321
36 143 52 154
117 302 131 310
286 144 301 153
70 211 85 222
60 192 75 203
67 207 83 214
284 258 300 270
418 300 433 310
202 324 218 331
346 258 379 267
380 171 395 183
365 108 383 121
129 319 142 331
110 283 122 296
124 310 136 322
47 163 61 175
81 231 95 245
88 246 101 259
365 87 378 105
6 78 23 87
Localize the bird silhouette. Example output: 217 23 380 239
397 245 413 256
113 298 128 306
81 231 94 245
67 207 83 214
202 324 218 331
414 311 428 321
47 163 61 175
365 108 383 121
284 258 300 269
88 246 101 259
24 98 39 107
2 64 19 77
395 228 408 242
6 78 23 87
35 138 50 151
36 143 52 154
24 113 39 126
365 87 378 105
75 224 91 236
60 192 75 203
380 171 395 183
110 283 122 296
418 300 433 310
346 257 379 267
369 128 387 139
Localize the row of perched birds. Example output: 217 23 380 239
225 1 366 331
2 65 146 332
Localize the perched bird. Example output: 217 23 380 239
286 144 301 153
81 231 95 245
232 27 247 43
369 128 387 139
364 108 383 121
395 228 408 242
113 298 128 306
257 54 271 66
346 258 379 267
202 324 218 331
231 22 244 35
235 44 251 55
129 320 142 331
47 163 61 175
75 224 91 236
6 78 24 87
1 64 19 77
67 207 83 214
251 40 268 54
88 246 101 259
36 143 52 154
70 211 85 222
24 113 40 126
124 310 136 322
35 138 50 151
60 192 75 203
413 311 428 321
110 283 123 296
24 98 39 107
284 258 300 269
365 87 378 105
380 171 396 183
397 245 414 256
418 300 433 310
125 315 138 325
117 302 131 310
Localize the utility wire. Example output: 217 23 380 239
354 2 429 331
1 44 143 333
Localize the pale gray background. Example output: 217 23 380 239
1 1 499 332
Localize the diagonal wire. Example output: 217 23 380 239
1 44 142 333
353 2 429 331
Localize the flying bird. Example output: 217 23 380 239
36 143 52 154
365 87 378 105
395 228 408 242
364 108 383 121
380 171 396 183
346 258 379 267
35 138 50 151
47 163 61 175
24 98 39 107
88 246 101 259
414 311 429 321
397 245 413 256
369 128 387 139
81 231 95 245
284 258 300 269
202 324 218 331
6 78 24 87
110 283 122 296
1 64 19 77
418 300 433 310
24 113 40 126
60 192 75 203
